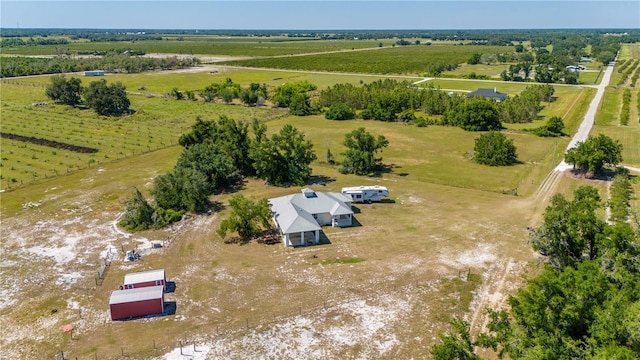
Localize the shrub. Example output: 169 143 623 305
473 131 518 166
325 103 356 120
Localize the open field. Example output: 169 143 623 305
220 44 509 75
1 133 549 359
2 44 639 360
0 71 587 191
0 38 399 57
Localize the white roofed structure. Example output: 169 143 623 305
109 286 164 305
269 188 354 247
123 269 166 290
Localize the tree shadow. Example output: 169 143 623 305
216 175 246 195
307 175 336 186
371 163 396 177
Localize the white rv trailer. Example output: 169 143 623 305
341 185 389 203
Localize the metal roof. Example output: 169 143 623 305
269 189 353 235
124 269 165 285
109 286 164 305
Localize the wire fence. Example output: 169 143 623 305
56 267 473 360
1 142 178 191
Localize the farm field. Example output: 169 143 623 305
0 70 588 191
2 39 639 360
0 38 399 57
220 44 510 75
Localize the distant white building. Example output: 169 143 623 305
269 188 353 247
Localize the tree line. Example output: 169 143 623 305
432 181 639 359
119 116 388 232
0 54 199 78
317 79 553 128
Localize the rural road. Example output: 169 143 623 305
555 62 615 171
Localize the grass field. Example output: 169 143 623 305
0 71 587 191
2 44 639 359
221 44 510 75
592 43 640 166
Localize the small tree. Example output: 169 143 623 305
450 98 502 131
473 131 518 166
565 134 622 176
45 75 83 107
171 88 184 100
250 124 317 185
119 188 155 231
217 194 272 240
340 127 389 175
289 93 313 116
84 79 131 116
531 116 565 137
325 103 356 120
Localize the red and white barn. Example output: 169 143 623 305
109 286 164 320
123 269 165 290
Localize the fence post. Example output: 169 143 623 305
246 319 249 330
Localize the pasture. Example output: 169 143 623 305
0 70 588 190
1 47 638 359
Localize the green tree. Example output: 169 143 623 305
325 102 356 120
83 79 131 116
431 319 481 360
531 116 565 137
45 74 82 106
151 168 209 213
250 124 317 185
467 53 482 65
340 127 389 175
565 134 623 176
119 188 155 231
530 186 604 269
217 194 272 240
171 87 184 100
174 141 234 192
289 92 313 116
449 98 502 131
179 116 254 176
271 80 317 107
473 131 518 166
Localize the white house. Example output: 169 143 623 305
269 188 354 247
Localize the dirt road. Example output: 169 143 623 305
555 62 615 172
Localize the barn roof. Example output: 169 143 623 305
124 269 165 285
109 286 164 305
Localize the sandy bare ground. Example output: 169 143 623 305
0 55 617 360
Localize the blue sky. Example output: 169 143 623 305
1 1 639 30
